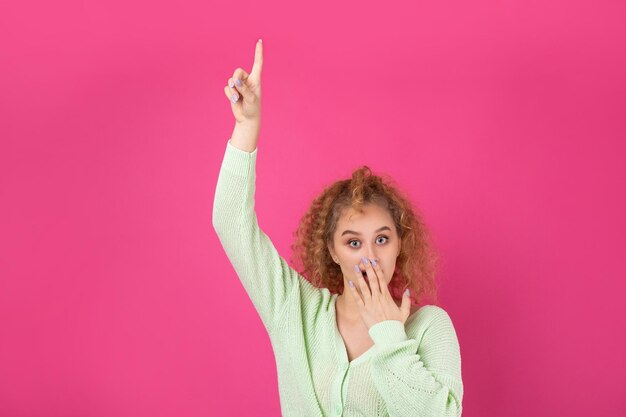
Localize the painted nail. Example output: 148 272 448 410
361 256 369 265
231 93 239 102
349 280 354 288
354 265 360 274
405 288 410 297
235 78 243 88
370 259 377 267
229 79 234 88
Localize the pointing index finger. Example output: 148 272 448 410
251 39 263 78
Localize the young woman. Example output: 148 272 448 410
214 39 463 417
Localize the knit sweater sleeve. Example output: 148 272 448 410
212 139 300 333
367 306 464 417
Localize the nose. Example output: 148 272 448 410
362 245 378 263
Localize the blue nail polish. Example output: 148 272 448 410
235 78 243 87
354 265 360 273
361 256 369 265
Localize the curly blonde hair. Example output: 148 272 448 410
289 166 439 306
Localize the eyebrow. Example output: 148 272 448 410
341 226 392 237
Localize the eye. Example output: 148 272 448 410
376 236 389 244
347 235 389 248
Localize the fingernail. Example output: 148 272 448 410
235 78 243 88
258 38 262 43
228 80 234 88
231 93 239 102
370 259 377 267
354 265 360 273
361 256 369 265
405 289 410 297
349 280 354 288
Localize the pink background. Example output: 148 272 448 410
1 1 625 416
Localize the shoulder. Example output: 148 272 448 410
405 304 457 334
408 303 448 319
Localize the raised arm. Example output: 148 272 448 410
213 40 303 333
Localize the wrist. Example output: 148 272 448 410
230 121 260 153
368 320 408 347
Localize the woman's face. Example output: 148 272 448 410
328 203 401 286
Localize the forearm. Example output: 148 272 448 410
229 120 260 153
369 313 464 417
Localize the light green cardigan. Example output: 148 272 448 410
212 139 464 417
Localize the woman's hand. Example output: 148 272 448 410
223 39 263 125
348 257 412 330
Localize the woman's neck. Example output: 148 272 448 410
336 282 364 324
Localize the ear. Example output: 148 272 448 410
327 241 336 260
